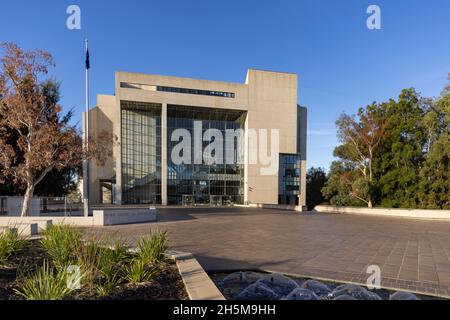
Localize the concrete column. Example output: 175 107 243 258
243 113 249 205
161 103 168 205
297 106 308 209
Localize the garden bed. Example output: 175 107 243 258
211 271 443 300
0 227 187 300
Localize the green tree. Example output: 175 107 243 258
418 77 450 209
306 167 328 210
375 89 427 208
323 75 450 210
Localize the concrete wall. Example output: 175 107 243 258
0 209 157 227
93 208 157 226
314 205 450 220
84 95 117 204
245 69 298 205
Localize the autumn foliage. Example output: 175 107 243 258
0 43 110 216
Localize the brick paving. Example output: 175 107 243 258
87 207 450 298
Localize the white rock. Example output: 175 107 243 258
258 273 299 296
390 291 420 300
332 284 382 300
283 288 319 300
236 282 280 300
301 280 332 297
334 294 358 300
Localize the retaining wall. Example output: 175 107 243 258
314 205 450 220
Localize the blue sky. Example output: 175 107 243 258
1 0 449 170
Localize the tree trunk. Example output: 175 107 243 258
368 199 373 208
21 185 34 217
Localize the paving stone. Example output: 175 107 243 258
87 207 450 298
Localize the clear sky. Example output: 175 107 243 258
1 0 449 170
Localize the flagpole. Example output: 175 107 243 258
83 39 90 217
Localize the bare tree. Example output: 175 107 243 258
0 43 110 216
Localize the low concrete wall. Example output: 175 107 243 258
0 216 94 227
170 251 225 300
0 208 158 228
93 208 157 226
244 203 306 212
6 197 40 216
314 205 450 220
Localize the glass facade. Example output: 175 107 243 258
121 101 161 204
279 154 301 205
167 105 246 205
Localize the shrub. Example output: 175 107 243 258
77 237 129 295
0 227 26 265
137 230 168 265
14 261 73 300
41 224 83 270
109 238 129 265
125 258 158 284
76 239 103 285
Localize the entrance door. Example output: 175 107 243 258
193 180 209 204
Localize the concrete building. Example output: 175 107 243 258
84 69 307 207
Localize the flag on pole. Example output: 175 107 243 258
85 41 90 70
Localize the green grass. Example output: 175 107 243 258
41 224 83 270
125 258 158 284
0 227 26 265
14 261 74 300
137 230 168 265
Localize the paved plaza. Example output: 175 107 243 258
88 207 450 298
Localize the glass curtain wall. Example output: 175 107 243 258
278 154 301 205
121 101 161 204
167 105 246 205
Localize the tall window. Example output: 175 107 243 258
279 154 301 205
121 101 161 204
